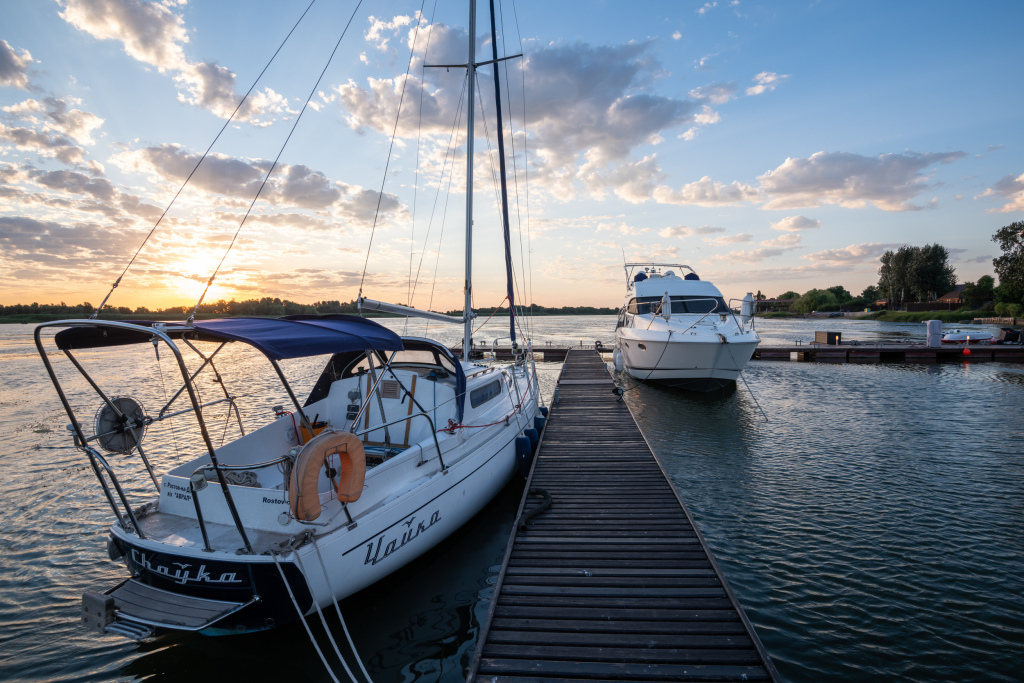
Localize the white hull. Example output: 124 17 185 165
617 333 758 385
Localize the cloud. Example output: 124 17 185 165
0 215 134 265
653 175 760 206
0 123 89 167
771 215 820 231
802 242 903 263
758 150 966 211
0 40 33 90
6 97 105 145
688 82 737 105
697 2 718 15
759 232 801 248
705 233 752 245
59 0 286 125
710 247 789 264
111 143 404 221
672 31 682 40
659 225 725 238
340 23 711 201
746 71 787 96
975 172 1024 213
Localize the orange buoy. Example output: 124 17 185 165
962 348 971 356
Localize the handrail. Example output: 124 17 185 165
34 319 253 553
353 412 445 470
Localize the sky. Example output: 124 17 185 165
1 0 1022 313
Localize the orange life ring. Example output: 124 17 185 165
289 431 366 521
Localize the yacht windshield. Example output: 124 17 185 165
669 296 729 313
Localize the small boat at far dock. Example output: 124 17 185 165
941 329 994 344
613 263 760 391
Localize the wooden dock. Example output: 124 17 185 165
753 343 1024 364
467 350 779 682
454 342 1024 364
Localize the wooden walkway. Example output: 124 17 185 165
467 350 779 682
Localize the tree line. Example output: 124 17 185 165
0 297 618 319
760 221 1024 317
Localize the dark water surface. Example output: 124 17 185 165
1 317 1022 681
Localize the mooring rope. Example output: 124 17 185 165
311 538 375 683
272 553 342 683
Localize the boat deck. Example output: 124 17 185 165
467 349 778 682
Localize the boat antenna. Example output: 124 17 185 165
89 0 320 320
190 0 366 322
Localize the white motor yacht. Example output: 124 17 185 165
614 263 760 391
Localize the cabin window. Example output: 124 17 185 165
470 379 503 408
626 296 662 315
669 296 728 314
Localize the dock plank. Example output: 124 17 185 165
467 350 779 682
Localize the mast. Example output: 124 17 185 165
489 0 516 347
463 0 476 363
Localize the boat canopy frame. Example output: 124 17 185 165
34 315 406 554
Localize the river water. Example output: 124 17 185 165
1 316 1021 682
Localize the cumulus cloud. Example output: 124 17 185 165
771 215 820 231
975 172 1024 213
0 215 134 265
0 123 89 167
659 225 725 238
111 143 404 221
746 71 787 96
59 0 286 125
689 82 737 105
706 233 752 245
758 150 966 211
759 232 801 248
340 21 713 201
802 242 903 263
4 97 105 145
653 176 760 206
0 39 33 89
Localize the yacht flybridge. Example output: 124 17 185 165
614 263 760 392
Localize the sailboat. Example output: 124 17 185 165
35 0 541 639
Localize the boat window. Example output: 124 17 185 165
470 379 503 408
626 296 663 315
669 296 728 314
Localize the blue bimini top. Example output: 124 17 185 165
53 314 404 360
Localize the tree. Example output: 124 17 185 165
860 285 880 301
826 285 852 303
993 221 1024 304
961 275 995 308
792 289 839 314
910 243 957 301
878 246 916 308
755 290 766 300
777 291 799 300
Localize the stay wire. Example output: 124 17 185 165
191 0 365 321
407 0 440 329
409 48 468 312
90 0 319 319
497 0 532 338
357 0 429 303
508 0 535 325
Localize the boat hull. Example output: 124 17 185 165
616 334 758 392
108 412 526 635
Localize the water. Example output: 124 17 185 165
1 316 1022 681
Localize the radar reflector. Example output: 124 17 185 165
94 397 147 454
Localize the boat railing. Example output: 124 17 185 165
34 319 255 554
353 411 446 470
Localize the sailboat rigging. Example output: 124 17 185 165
34 0 542 651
